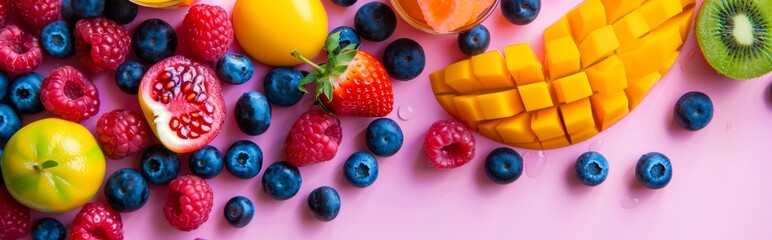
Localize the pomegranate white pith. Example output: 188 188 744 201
139 56 225 153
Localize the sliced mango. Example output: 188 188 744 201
568 0 607 43
444 60 483 93
430 70 455 95
600 0 646 24
637 0 683 31
452 95 484 122
553 71 593 104
545 36 581 80
619 26 682 79
497 113 537 144
585 55 627 93
504 43 545 86
612 11 650 48
512 141 543 150
476 89 525 120
626 72 661 110
471 50 516 89
559 98 595 134
544 16 573 42
569 127 599 144
660 50 680 75
531 107 566 141
478 120 503 143
435 94 459 117
518 81 554 111
541 136 571 149
590 91 629 130
578 25 619 68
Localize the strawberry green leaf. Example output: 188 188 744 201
322 83 334 102
298 73 316 93
331 66 348 76
341 43 358 52
334 50 357 67
325 31 341 55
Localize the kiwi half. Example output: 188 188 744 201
696 0 772 80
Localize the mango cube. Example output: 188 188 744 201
540 136 571 149
578 25 619 68
601 0 646 24
612 11 650 48
559 98 595 134
434 94 459 117
545 36 581 80
478 120 503 143
518 81 554 111
660 51 680 75
590 91 629 130
585 55 627 93
656 7 695 43
452 95 484 122
568 0 607 43
471 50 516 89
638 0 683 30
552 71 593 104
545 16 573 41
531 107 566 140
430 70 455 95
444 60 483 94
626 72 661 110
504 43 545 86
476 89 525 120
569 127 599 144
497 113 537 144
619 27 682 79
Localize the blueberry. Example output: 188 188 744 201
140 144 180 185
62 0 81 23
382 38 425 81
188 145 223 179
458 25 490 56
223 196 254 228
216 53 254 85
9 73 44 114
674 91 713 131
114 60 146 95
235 91 271 136
574 151 609 186
636 152 673 189
343 151 379 188
330 0 357 7
0 71 8 101
484 147 524 184
263 68 304 107
501 0 541 25
104 168 149 212
0 104 19 144
354 2 397 42
330 26 361 49
307 186 341 222
262 161 302 200
132 18 177 64
104 0 138 25
225 140 263 179
72 0 105 18
40 21 74 59
31 218 66 240
365 118 403 157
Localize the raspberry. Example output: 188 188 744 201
96 109 152 160
183 4 233 62
0 25 43 75
69 202 123 240
424 119 476 169
163 175 213 231
283 109 343 167
0 0 7 27
0 186 32 240
40 66 99 122
9 0 59 33
74 18 131 73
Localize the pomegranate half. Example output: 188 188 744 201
138 55 225 153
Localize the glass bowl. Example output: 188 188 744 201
390 0 500 35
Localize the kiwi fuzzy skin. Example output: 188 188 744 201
696 0 772 80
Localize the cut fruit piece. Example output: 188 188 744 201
552 71 593 104
444 60 483 93
601 0 646 24
541 136 570 149
569 127 599 144
530 107 565 141
613 11 651 49
590 91 629 130
476 89 525 120
626 72 661 110
429 70 455 94
504 43 545 86
567 0 607 43
518 81 554 111
637 0 683 31
471 50 515 89
435 94 459 117
661 6 696 41
399 0 425 21
619 26 682 79
497 113 537 144
545 36 581 80
466 0 496 25
478 119 503 143
585 55 628 93
417 0 473 32
544 16 573 42
559 98 596 134
696 0 772 80
452 95 484 122
578 25 619 68
660 50 680 75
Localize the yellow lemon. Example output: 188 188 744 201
1 118 106 213
232 0 328 66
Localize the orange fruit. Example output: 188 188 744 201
399 0 425 21
417 0 473 32
467 0 496 24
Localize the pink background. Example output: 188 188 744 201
16 0 772 239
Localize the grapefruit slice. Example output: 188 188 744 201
417 0 473 32
467 0 496 25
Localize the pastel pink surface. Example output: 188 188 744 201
17 0 772 239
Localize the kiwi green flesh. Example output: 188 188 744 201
696 0 772 80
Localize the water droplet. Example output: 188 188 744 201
524 151 547 178
621 197 640 209
588 140 604 152
725 121 732 132
398 105 414 121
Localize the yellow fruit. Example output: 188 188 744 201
431 0 696 149
1 118 106 213
232 0 328 66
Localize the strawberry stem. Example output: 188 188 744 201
291 50 324 73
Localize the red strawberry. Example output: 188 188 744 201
292 32 394 117
74 18 131 73
0 0 7 28
96 109 152 159
9 0 59 33
283 109 342 167
0 186 32 240
182 4 233 62
69 202 123 240
163 175 213 231
40 66 100 123
0 25 42 75
424 119 476 169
